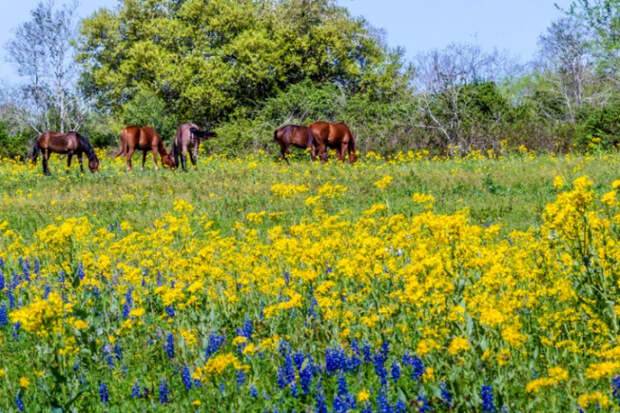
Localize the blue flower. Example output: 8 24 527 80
159 378 170 404
373 353 388 386
0 270 4 290
277 353 295 389
440 381 452 406
99 382 109 403
164 333 175 359
113 344 123 361
236 369 246 386
250 384 258 398
205 334 225 359
293 351 305 370
237 318 253 340
0 304 7 326
390 360 401 382
15 392 24 411
131 380 141 398
481 383 496 412
8 289 15 308
12 322 20 340
43 284 51 299
362 344 372 363
182 366 192 390
326 347 347 374
165 305 175 319
76 262 85 280
403 353 424 381
315 382 328 413
380 341 390 359
417 394 430 413
612 376 620 405
377 390 393 413
299 365 314 395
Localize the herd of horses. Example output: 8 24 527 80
30 121 357 175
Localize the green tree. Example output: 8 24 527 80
77 0 410 129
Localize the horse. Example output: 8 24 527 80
30 131 99 175
308 121 358 163
171 123 217 171
273 124 314 163
113 126 174 171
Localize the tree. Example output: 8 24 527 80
536 18 595 121
77 0 410 127
5 0 86 133
414 43 516 153
563 0 619 69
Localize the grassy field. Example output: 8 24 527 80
0 150 618 412
1 151 618 236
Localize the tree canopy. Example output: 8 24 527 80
77 0 410 128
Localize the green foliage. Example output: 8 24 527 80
121 89 178 141
576 97 620 150
0 121 32 159
77 0 409 129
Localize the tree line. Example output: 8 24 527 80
0 0 618 158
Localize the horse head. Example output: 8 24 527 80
89 157 100 173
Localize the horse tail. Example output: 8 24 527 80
29 140 40 163
348 135 358 163
306 127 314 148
112 138 125 157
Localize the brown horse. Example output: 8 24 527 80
31 131 99 175
113 126 174 170
171 123 217 171
308 121 358 163
273 125 314 163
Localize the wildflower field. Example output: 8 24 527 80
0 151 619 412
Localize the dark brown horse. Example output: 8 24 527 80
308 121 358 163
273 125 314 163
113 126 174 171
171 123 216 171
31 131 99 175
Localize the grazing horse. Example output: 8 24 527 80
171 123 217 171
31 131 99 175
308 121 358 163
113 126 174 171
273 125 314 163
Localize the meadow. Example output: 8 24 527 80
0 150 618 412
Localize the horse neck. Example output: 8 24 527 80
78 137 96 160
157 142 169 157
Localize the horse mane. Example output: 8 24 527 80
75 133 97 161
190 127 216 139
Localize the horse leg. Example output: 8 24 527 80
174 147 180 170
142 150 148 169
189 142 198 167
181 145 188 171
339 142 347 162
42 149 51 175
280 144 290 164
126 147 134 171
78 152 84 173
151 146 159 170
66 153 73 172
318 142 328 162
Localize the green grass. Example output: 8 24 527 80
0 152 618 238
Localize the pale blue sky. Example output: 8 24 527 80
0 0 571 83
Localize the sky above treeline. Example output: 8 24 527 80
0 0 572 83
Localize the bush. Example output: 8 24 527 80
0 121 32 159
